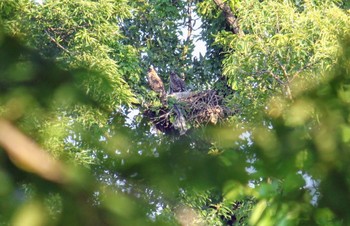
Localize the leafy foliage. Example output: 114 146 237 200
214 0 350 121
1 1 350 226
2 0 139 107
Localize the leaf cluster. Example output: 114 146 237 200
215 1 350 121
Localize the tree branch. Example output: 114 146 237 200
266 70 284 85
186 0 193 43
277 60 294 100
212 0 242 35
291 62 316 82
45 29 71 55
0 118 65 183
181 0 194 62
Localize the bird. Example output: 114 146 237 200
169 71 186 93
147 65 166 103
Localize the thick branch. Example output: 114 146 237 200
168 91 196 99
181 0 194 61
0 118 65 183
212 0 242 35
186 0 193 43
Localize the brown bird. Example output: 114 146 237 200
169 71 186 93
147 65 166 103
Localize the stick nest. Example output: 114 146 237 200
143 90 235 134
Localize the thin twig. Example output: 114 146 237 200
45 29 71 55
275 60 293 100
270 71 284 84
290 62 316 82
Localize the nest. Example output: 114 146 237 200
143 90 235 135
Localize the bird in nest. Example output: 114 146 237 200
147 65 166 102
169 71 186 93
